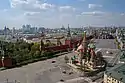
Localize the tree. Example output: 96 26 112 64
40 39 44 51
31 43 40 52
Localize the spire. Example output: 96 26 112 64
67 24 71 37
82 31 87 53
83 31 86 42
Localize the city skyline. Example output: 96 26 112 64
0 0 125 28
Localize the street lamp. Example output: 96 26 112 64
2 56 5 67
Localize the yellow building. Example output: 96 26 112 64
104 64 125 83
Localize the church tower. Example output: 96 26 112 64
67 24 71 38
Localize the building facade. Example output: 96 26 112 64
104 64 125 83
116 29 125 50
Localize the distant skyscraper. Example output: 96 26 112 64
26 24 31 31
3 26 7 38
22 25 26 32
39 27 45 32
61 25 65 30
12 27 15 36
22 24 32 33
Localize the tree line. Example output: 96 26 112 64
0 40 58 66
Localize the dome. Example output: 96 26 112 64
88 43 96 49
77 44 84 50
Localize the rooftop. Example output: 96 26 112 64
105 63 125 82
120 51 125 62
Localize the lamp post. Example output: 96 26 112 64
2 56 5 67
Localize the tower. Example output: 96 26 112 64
82 31 87 54
76 31 87 71
67 24 71 37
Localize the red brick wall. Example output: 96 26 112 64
43 45 69 52
3 58 12 67
0 60 2 67
0 58 12 67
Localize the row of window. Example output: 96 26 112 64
106 76 122 83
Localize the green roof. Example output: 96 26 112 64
105 64 125 82
120 51 125 62
88 43 96 49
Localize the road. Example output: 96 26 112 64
94 39 121 65
0 52 87 83
95 39 117 49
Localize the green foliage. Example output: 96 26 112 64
31 43 40 52
0 39 65 67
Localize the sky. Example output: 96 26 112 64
0 0 125 29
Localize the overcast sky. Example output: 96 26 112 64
0 0 125 29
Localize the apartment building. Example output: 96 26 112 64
104 64 125 83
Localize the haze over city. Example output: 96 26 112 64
0 0 125 28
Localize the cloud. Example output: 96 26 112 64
24 11 40 16
59 6 76 12
121 13 125 16
33 3 55 10
10 0 55 11
3 9 8 12
82 11 105 16
10 0 28 8
76 11 125 27
88 4 102 9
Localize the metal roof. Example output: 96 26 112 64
105 64 125 82
120 51 125 62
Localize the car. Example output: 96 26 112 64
51 60 56 63
60 79 64 82
62 70 66 74
69 72 73 75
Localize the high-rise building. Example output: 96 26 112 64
4 26 10 35
4 26 7 35
26 24 31 31
22 25 26 33
12 27 16 35
22 24 32 33
39 27 45 32
30 27 38 33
